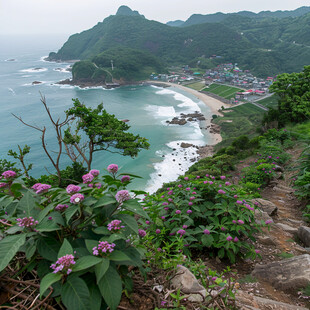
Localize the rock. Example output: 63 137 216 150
252 254 310 290
274 165 284 172
169 118 187 125
251 198 278 216
170 265 206 302
32 81 42 85
298 226 310 247
256 234 276 246
121 119 130 122
273 186 294 194
254 209 272 224
276 223 298 234
236 290 308 310
180 142 193 148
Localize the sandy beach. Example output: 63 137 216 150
149 81 231 149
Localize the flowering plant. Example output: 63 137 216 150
0 166 148 310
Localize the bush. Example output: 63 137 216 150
140 175 263 263
0 166 147 310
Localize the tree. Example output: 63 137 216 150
268 66 310 126
64 99 150 170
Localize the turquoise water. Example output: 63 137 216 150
0 35 213 192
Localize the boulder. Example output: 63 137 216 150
170 265 206 302
256 234 276 246
276 223 298 234
254 209 272 224
236 290 308 310
298 226 310 247
32 81 42 85
251 198 278 216
180 142 193 148
252 254 310 290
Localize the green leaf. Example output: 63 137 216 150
201 234 214 247
0 234 26 272
65 205 79 223
85 239 99 254
36 217 61 232
95 258 109 284
122 199 150 220
73 256 102 272
37 237 60 261
88 283 102 310
40 273 62 296
16 190 40 217
38 204 55 222
117 214 138 234
61 276 90 310
58 239 74 258
99 266 122 310
108 250 131 262
5 225 23 235
25 241 37 260
93 195 116 208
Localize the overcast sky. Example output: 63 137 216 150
1 0 309 35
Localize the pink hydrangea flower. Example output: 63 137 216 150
66 184 81 194
220 176 226 180
175 210 181 214
226 236 233 241
177 229 186 236
70 193 85 204
155 229 161 234
55 204 69 211
89 169 100 176
203 229 210 234
218 189 226 194
115 190 131 203
138 229 146 237
238 220 244 225
107 164 118 174
121 175 130 183
0 183 8 188
50 254 76 275
17 216 38 228
187 210 192 214
2 170 17 179
233 237 239 242
82 173 94 184
35 184 51 194
93 241 115 256
107 219 125 231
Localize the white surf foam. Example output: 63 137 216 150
53 66 71 73
8 88 16 95
145 140 204 193
145 104 176 118
20 67 48 73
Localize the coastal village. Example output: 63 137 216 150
150 61 275 105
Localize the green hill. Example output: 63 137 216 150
48 6 310 78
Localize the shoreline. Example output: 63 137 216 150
148 81 231 151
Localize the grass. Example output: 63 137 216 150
276 252 294 259
288 120 310 139
256 94 279 108
213 103 265 149
203 83 243 99
239 274 258 284
185 81 205 91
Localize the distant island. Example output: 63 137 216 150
47 5 310 81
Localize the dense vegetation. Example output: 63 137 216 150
49 6 310 78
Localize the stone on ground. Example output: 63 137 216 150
298 226 310 247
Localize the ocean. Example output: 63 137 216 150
0 35 213 193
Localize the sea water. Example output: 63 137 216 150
0 35 213 193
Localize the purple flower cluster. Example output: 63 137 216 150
55 204 69 211
66 184 81 194
89 169 100 176
93 241 115 256
115 190 131 203
82 173 94 184
0 183 8 188
107 164 118 174
138 229 146 237
1 170 17 179
70 193 85 204
50 254 76 275
121 175 130 183
17 216 38 228
177 229 186 236
32 183 51 194
107 219 125 231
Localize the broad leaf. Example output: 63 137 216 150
37 237 60 261
36 217 61 232
16 191 40 217
108 250 131 262
58 238 74 258
95 258 109 284
88 283 102 310
73 256 101 272
116 214 138 234
64 205 79 223
93 195 116 209
85 239 99 254
5 225 23 235
0 234 26 272
99 266 122 310
61 276 90 310
201 234 214 247
122 199 150 220
40 273 62 296
38 204 55 222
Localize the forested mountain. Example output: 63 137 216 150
48 6 310 78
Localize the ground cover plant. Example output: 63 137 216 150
0 165 148 310
140 174 265 264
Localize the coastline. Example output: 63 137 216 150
148 81 231 154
